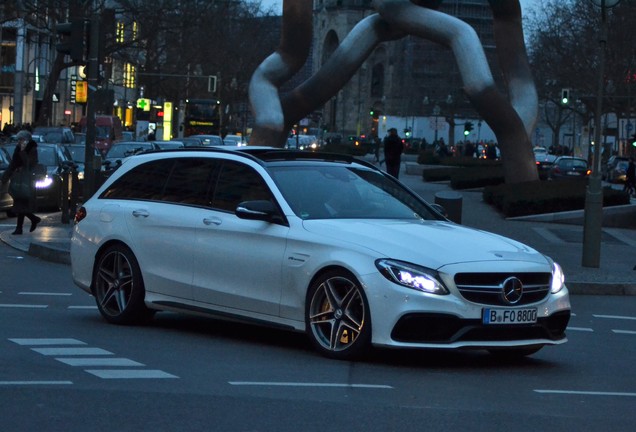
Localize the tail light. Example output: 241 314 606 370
74 206 87 224
586 169 592 176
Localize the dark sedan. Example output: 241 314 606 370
0 146 13 213
103 141 160 174
36 143 76 209
548 156 590 180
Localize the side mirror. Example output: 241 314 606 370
235 200 282 223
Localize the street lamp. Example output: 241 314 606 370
582 0 621 268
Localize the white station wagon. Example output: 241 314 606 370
70 148 571 359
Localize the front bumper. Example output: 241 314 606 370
362 263 571 350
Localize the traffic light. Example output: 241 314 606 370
561 88 570 105
55 19 86 63
464 121 473 136
369 108 374 116
404 128 411 138
631 134 636 147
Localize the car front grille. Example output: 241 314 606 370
454 272 552 306
391 310 570 344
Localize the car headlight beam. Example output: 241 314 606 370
550 261 565 294
35 175 54 189
376 259 449 295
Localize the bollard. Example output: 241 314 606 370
434 191 463 224
60 169 70 224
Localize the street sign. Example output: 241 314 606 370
76 81 88 104
429 116 446 130
136 98 151 111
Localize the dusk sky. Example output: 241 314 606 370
259 0 541 16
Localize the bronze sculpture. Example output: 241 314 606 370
248 0 539 183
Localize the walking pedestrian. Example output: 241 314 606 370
1 130 42 235
383 128 403 179
624 157 635 197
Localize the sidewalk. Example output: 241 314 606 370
1 158 635 295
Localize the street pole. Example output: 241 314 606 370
582 0 616 267
83 14 100 200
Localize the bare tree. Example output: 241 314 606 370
526 0 636 150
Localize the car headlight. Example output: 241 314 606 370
550 261 565 294
376 259 449 295
35 175 54 189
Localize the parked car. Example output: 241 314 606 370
65 143 102 195
32 126 75 144
183 134 224 147
603 156 630 183
36 143 76 209
153 140 185 150
6 133 47 144
102 141 160 174
0 146 13 213
548 156 590 180
71 148 570 360
222 134 247 146
534 151 557 173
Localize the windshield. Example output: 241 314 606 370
269 165 439 220
37 147 57 166
66 146 85 162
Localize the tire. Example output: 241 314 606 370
306 270 371 360
488 345 543 359
92 244 154 325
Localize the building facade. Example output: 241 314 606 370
311 0 501 143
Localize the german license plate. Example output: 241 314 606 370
483 308 537 325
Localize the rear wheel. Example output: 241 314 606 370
93 244 154 325
306 270 371 360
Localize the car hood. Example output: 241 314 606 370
301 219 548 269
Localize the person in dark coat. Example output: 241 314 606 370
625 157 636 196
1 130 41 235
383 128 403 178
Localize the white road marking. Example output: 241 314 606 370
10 338 86 346
535 389 636 397
32 347 113 356
86 370 178 379
229 381 393 389
593 314 636 321
566 327 594 332
68 305 98 309
18 292 72 296
0 304 47 308
8 337 178 380
612 329 636 335
56 357 145 367
0 381 73 386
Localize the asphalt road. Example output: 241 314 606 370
1 241 635 431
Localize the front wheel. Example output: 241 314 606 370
306 270 371 360
92 244 154 325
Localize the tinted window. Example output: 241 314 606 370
101 157 219 206
101 159 173 200
211 161 272 212
161 158 218 206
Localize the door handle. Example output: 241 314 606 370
132 209 149 218
203 217 222 226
